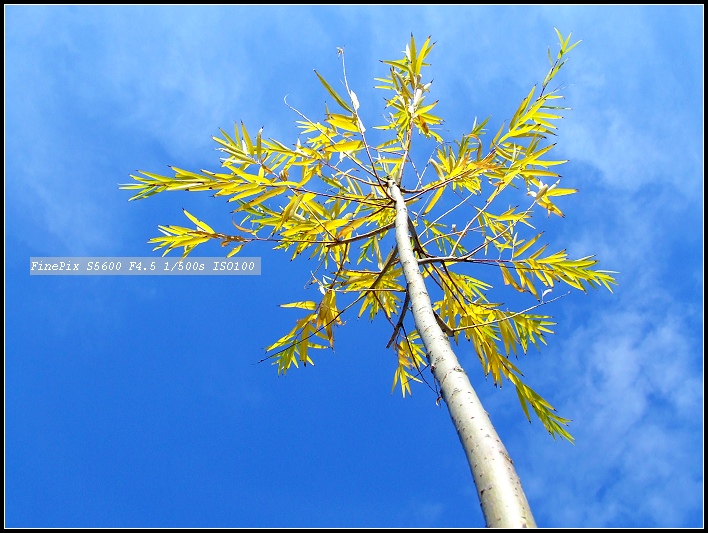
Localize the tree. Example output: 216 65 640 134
122 30 616 527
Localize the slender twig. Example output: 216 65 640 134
283 96 377 181
386 289 411 348
446 292 569 334
338 48 386 189
332 221 395 245
427 190 477 229
397 321 438 395
255 293 365 364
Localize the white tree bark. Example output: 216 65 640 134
387 179 537 528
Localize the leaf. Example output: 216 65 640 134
314 70 353 113
513 232 544 258
327 113 360 132
240 121 254 154
423 186 445 215
182 209 215 233
545 187 577 197
280 301 318 311
226 244 244 257
391 330 426 397
500 264 523 292
317 289 343 348
554 27 564 46
408 34 417 73
256 126 263 160
326 139 364 154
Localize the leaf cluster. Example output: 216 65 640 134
121 31 616 441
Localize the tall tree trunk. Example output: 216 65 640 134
387 179 537 528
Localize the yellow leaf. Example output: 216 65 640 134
327 113 360 132
317 289 342 348
314 70 353 113
226 244 244 257
513 232 544 258
240 121 253 154
325 139 364 154
280 301 318 311
423 186 445 215
182 209 215 233
500 264 523 291
545 187 577 197
248 188 285 207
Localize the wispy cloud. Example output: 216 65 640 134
523 283 703 527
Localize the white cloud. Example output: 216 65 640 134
523 286 703 527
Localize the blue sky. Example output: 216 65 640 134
5 5 703 528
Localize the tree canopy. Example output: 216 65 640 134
122 29 616 443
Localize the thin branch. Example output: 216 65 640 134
447 292 569 334
427 190 477 229
398 321 438 394
450 194 496 256
386 289 411 348
338 48 386 189
283 96 378 181
255 291 366 365
332 221 395 245
418 224 512 265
